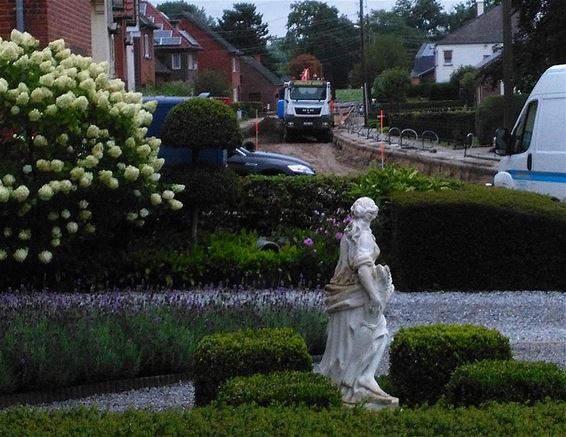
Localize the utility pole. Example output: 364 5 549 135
359 0 368 127
502 0 514 129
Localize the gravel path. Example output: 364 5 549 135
37 290 565 412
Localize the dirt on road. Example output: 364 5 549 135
255 139 367 176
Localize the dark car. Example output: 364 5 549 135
227 147 316 176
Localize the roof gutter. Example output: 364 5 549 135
15 0 25 31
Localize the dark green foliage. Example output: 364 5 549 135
239 174 356 234
194 69 231 97
445 360 566 407
475 94 529 145
215 3 269 57
372 68 411 112
389 324 512 406
428 82 459 101
161 98 241 152
2 402 566 435
216 371 341 408
193 327 312 405
389 110 476 144
391 185 566 290
141 80 193 96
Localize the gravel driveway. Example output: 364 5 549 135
36 290 566 413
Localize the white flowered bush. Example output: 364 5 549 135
0 30 183 264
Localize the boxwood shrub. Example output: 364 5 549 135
389 324 512 406
2 402 566 435
216 371 341 408
445 359 566 406
391 185 566 291
193 327 312 406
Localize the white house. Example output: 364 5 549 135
434 1 502 83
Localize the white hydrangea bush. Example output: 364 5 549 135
0 31 184 264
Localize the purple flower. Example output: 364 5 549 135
303 238 314 247
335 232 343 240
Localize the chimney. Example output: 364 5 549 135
477 0 485 16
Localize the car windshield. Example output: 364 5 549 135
289 86 326 101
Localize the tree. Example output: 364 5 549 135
393 0 446 36
372 68 411 111
351 34 409 88
515 0 566 92
160 98 241 240
286 1 358 88
287 54 323 80
157 1 215 26
367 9 426 59
215 3 269 57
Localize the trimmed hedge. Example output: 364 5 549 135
475 94 528 145
193 328 312 406
389 324 512 406
389 110 476 144
2 403 566 435
391 185 566 291
216 371 341 408
445 360 566 406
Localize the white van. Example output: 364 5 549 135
493 64 566 201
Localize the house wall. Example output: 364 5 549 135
240 62 278 110
435 43 496 83
176 18 240 99
0 0 91 55
135 28 155 88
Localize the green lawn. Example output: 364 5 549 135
335 88 363 102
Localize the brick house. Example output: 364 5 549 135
240 55 283 111
0 0 92 55
132 14 157 89
140 1 201 85
174 12 243 101
0 0 153 90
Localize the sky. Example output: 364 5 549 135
152 0 464 37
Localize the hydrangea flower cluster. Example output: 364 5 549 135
0 31 184 264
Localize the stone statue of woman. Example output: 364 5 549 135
319 197 398 407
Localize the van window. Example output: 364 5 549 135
536 97 566 152
511 100 538 154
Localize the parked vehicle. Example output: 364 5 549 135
494 64 566 201
277 79 333 142
227 147 315 176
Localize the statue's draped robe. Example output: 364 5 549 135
319 227 390 401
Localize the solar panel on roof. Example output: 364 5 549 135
154 30 173 38
179 30 199 46
156 37 182 46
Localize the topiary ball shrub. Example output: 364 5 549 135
0 30 183 278
193 327 312 406
160 98 242 161
389 324 512 406
444 359 566 407
216 371 341 408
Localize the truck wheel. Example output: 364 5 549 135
319 130 333 143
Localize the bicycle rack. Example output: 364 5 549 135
386 127 400 144
400 129 418 149
421 130 439 152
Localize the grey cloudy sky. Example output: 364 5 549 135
152 0 465 37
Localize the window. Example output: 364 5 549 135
143 34 151 59
232 57 237 73
443 50 452 65
171 53 181 70
511 100 538 154
188 54 194 70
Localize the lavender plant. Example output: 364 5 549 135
0 288 326 394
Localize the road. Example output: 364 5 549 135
256 138 366 176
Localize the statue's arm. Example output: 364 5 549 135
358 263 385 313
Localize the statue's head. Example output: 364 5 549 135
351 197 378 222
